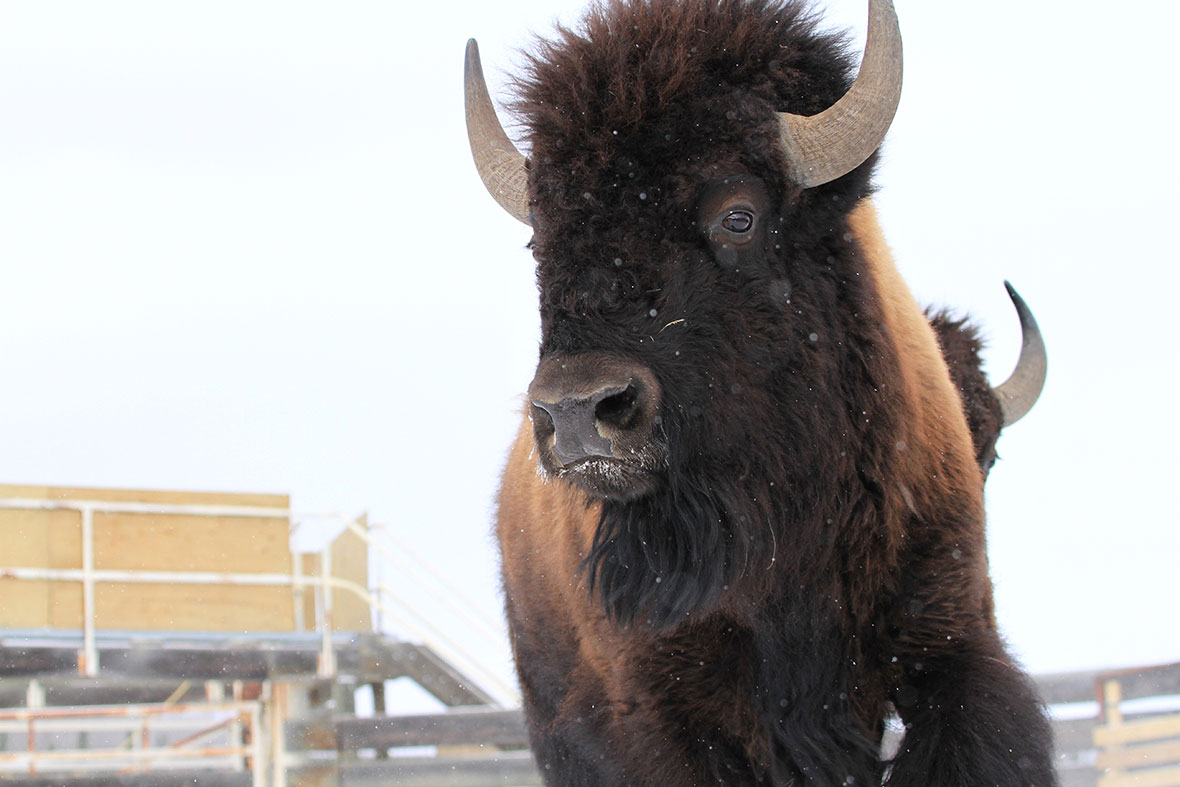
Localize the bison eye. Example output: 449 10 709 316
721 210 754 234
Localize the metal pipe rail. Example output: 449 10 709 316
0 700 262 781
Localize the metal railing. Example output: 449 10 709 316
0 699 263 779
0 497 519 707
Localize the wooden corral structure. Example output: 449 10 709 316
1 484 1177 785
0 483 514 785
0 484 369 636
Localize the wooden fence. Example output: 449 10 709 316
279 662 1180 787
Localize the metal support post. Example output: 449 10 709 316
318 547 336 678
80 507 98 676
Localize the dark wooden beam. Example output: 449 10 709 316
338 752 542 787
0 676 205 707
1037 663 1180 705
0 646 78 677
334 707 529 750
0 772 252 786
0 634 497 708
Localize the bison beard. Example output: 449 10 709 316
469 0 1056 785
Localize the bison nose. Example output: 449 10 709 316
532 383 637 465
528 355 660 467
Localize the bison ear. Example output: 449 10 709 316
777 0 903 188
464 39 532 225
993 282 1047 426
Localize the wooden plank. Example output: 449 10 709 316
0 508 58 568
1036 665 1180 706
1097 740 1180 769
97 646 319 680
1098 765 1180 787
0 508 52 627
1095 715 1180 747
1117 667 1180 704
336 708 529 750
339 751 542 787
93 512 292 573
1 486 299 633
92 582 295 631
47 510 83 628
0 772 253 786
0 643 317 680
297 519 372 633
394 643 500 707
0 647 80 677
300 553 319 631
288 765 341 787
0 483 289 509
0 677 204 707
89 507 294 631
1039 670 1107 705
329 515 371 632
0 633 426 683
0 577 48 628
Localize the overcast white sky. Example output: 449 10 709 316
1 0 1177 709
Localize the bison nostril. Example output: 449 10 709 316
594 382 640 430
531 394 614 466
527 356 661 468
530 402 555 432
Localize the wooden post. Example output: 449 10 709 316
271 682 289 787
372 681 388 760
1101 679 1125 784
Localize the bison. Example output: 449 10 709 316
464 0 1054 784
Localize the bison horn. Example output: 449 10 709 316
464 39 531 225
994 282 1047 427
777 0 903 188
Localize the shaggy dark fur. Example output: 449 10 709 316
929 312 1005 476
489 1 1056 785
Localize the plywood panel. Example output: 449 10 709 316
0 484 297 632
0 484 288 509
46 510 82 568
90 511 295 631
0 578 49 628
47 580 84 629
295 519 372 633
93 513 292 574
1095 716 1180 747
0 508 77 628
330 517 371 632
47 512 83 628
300 554 319 631
93 583 294 631
1096 739 1180 769
0 507 55 566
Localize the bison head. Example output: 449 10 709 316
465 0 1041 627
